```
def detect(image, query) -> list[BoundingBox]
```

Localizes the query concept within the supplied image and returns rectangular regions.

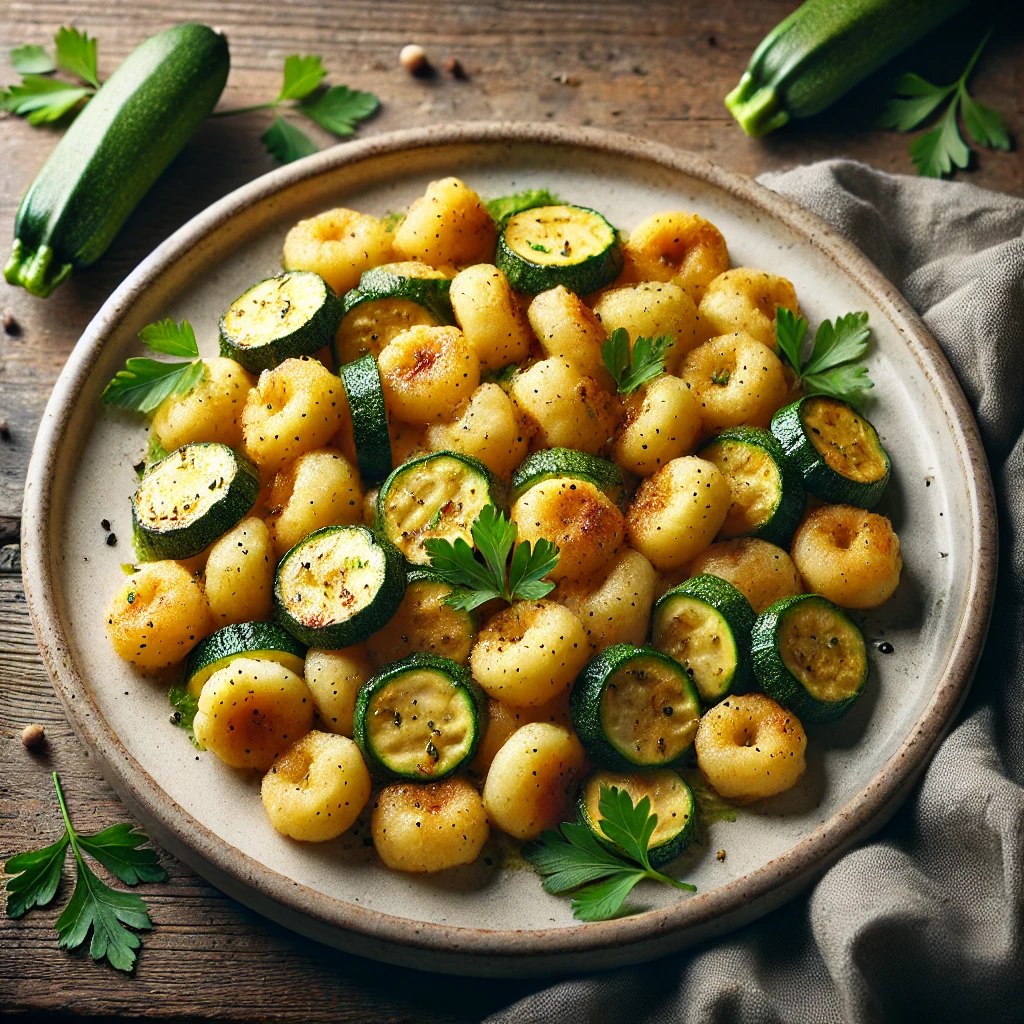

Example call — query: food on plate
[100,177,899,909]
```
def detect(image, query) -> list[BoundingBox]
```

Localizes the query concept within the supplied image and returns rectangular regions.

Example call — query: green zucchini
[725,0,969,137]
[495,204,623,295]
[334,262,455,364]
[338,354,392,484]
[184,622,306,699]
[218,271,342,373]
[751,593,868,722]
[771,396,890,509]
[698,426,804,546]
[273,524,406,648]
[376,450,504,565]
[132,443,259,561]
[4,24,229,297]
[570,644,701,771]
[353,652,485,780]
[577,768,696,867]
[651,574,756,703]
[510,448,627,509]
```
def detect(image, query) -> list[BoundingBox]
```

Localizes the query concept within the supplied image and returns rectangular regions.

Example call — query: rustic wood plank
[0,2,1021,1018]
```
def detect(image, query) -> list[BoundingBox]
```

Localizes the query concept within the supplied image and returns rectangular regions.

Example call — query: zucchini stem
[4,241,74,298]
[210,102,276,118]
[724,73,790,138]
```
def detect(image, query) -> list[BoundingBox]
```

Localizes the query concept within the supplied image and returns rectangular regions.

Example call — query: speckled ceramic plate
[22,124,996,977]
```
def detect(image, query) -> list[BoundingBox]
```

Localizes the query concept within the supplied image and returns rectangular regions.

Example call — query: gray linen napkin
[485,160,1024,1024]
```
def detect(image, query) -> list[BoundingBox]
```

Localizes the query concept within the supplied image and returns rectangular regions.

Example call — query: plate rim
[21,121,998,965]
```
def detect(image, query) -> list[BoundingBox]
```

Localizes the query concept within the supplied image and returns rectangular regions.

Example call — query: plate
[21,124,996,977]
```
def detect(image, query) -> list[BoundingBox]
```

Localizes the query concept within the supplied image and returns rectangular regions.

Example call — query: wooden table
[1,2,1020,1019]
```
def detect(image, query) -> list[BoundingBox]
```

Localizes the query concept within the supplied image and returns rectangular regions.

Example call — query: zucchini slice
[132,443,259,561]
[339,354,393,484]
[770,396,890,509]
[496,204,623,295]
[219,271,343,373]
[353,652,485,780]
[510,447,627,510]
[376,450,504,565]
[334,262,455,364]
[751,593,868,722]
[577,768,696,867]
[652,574,756,703]
[570,644,702,770]
[273,525,406,648]
[184,622,306,699]
[698,426,804,546]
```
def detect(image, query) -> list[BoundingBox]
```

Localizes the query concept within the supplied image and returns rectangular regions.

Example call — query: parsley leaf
[277,54,327,102]
[11,44,56,75]
[601,327,670,394]
[880,29,1009,178]
[485,188,560,224]
[522,785,696,922]
[55,26,100,88]
[4,773,165,972]
[101,318,206,414]
[424,505,559,611]
[168,683,204,749]
[4,834,70,918]
[774,308,874,408]
[1,75,91,124]
[302,85,379,136]
[381,211,405,232]
[261,116,319,164]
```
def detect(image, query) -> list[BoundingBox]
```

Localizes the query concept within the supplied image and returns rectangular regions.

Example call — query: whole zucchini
[4,24,229,298]
[725,0,970,137]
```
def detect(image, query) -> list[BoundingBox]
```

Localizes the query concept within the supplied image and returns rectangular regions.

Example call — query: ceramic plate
[22,124,996,977]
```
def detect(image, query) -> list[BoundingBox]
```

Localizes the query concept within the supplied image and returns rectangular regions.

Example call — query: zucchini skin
[184,621,306,698]
[771,397,890,509]
[751,593,868,723]
[339,354,393,485]
[354,265,455,325]
[510,448,627,510]
[725,0,970,137]
[5,24,229,297]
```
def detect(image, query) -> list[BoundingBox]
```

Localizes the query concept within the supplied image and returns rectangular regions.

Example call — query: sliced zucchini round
[184,622,306,699]
[273,524,406,648]
[376,450,505,565]
[496,204,623,295]
[132,443,259,561]
[698,426,804,546]
[570,644,701,771]
[353,652,485,780]
[219,271,343,373]
[334,262,455,364]
[770,396,890,509]
[577,768,696,867]
[652,574,756,703]
[751,593,868,723]
[510,447,627,509]
[339,354,392,484]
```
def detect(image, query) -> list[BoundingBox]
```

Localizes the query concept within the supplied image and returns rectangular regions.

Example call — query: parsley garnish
[601,327,670,395]
[101,318,206,414]
[522,785,696,922]
[423,504,559,612]
[214,54,379,164]
[1,28,98,123]
[4,772,166,972]
[168,684,203,749]
[775,307,873,408]
[485,188,561,224]
[879,30,1009,178]
[526,241,551,253]
[381,211,405,232]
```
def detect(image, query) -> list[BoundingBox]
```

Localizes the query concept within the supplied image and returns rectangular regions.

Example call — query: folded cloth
[485,160,1024,1024]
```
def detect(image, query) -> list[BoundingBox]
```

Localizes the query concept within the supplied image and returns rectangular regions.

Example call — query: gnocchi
[392,177,496,267]
[528,285,614,390]
[304,645,373,736]
[204,518,274,625]
[450,264,533,371]
[697,268,799,348]
[611,373,702,476]
[689,537,802,613]
[152,357,254,451]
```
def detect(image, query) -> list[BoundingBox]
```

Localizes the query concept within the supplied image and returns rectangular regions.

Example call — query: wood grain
[0,1,1020,1019]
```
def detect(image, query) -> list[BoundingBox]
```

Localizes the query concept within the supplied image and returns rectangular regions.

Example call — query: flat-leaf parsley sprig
[1,27,99,124]
[602,327,671,395]
[423,504,559,612]
[879,29,1010,179]
[4,772,167,972]
[522,785,696,922]
[775,307,873,408]
[101,318,206,414]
